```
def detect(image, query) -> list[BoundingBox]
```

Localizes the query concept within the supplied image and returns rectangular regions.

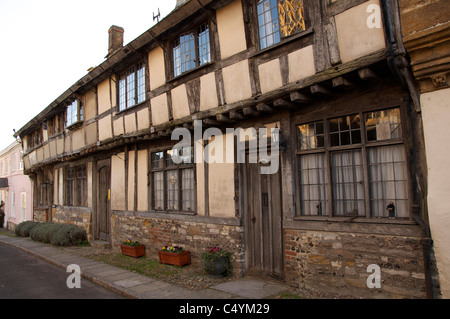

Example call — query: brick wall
[284,229,427,298]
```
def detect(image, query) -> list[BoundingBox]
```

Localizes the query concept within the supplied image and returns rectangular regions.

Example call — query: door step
[90,240,111,250]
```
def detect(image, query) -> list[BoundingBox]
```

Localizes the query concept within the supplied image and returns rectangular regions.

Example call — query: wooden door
[245,156,283,279]
[97,159,111,241]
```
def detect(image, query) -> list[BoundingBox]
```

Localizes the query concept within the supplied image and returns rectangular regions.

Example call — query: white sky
[0,0,176,151]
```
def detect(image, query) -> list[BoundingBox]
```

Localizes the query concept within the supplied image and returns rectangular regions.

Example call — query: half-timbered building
[14,0,438,298]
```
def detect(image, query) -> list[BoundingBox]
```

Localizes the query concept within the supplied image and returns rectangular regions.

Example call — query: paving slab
[211,278,290,299]
[1,234,292,300]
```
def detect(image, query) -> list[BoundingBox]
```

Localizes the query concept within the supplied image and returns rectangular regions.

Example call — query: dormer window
[66,99,83,128]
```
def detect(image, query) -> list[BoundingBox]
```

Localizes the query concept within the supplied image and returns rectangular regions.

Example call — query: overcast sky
[0,0,176,151]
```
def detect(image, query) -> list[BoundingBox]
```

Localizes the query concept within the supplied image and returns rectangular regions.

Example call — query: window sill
[167,61,214,84]
[250,28,314,59]
[292,215,416,225]
[151,210,196,216]
[115,99,149,116]
[66,121,84,131]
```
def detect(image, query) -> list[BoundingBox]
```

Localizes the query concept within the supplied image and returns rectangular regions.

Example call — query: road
[0,242,124,299]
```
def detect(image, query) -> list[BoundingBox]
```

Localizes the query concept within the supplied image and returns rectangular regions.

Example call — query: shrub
[50,223,87,247]
[30,222,88,246]
[15,221,39,237]
[30,222,54,244]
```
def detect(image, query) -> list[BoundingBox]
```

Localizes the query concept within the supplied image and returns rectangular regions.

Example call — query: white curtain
[368,145,408,218]
[299,153,327,215]
[182,168,194,212]
[332,150,365,216]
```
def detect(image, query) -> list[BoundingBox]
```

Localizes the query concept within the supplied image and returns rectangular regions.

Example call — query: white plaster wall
[421,87,450,298]
[335,0,386,63]
[222,60,252,104]
[216,0,247,59]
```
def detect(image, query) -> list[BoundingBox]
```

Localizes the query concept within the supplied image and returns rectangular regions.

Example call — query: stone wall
[284,228,427,299]
[111,212,244,273]
[52,206,93,241]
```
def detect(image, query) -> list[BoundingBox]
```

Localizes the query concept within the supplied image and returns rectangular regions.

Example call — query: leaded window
[65,165,87,207]
[118,62,146,111]
[257,0,306,50]
[173,22,211,77]
[151,148,195,213]
[66,99,83,128]
[297,107,408,218]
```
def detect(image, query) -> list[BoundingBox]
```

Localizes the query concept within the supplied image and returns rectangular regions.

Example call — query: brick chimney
[107,25,124,58]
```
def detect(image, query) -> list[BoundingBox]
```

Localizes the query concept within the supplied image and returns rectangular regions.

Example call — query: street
[0,242,124,299]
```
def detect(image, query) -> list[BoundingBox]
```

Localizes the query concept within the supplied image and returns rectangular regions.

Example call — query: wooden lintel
[310,84,332,96]
[273,98,296,109]
[157,130,168,137]
[229,110,246,121]
[290,91,312,104]
[358,68,379,81]
[183,122,194,130]
[256,103,275,113]
[216,114,233,123]
[243,107,261,117]
[332,76,355,89]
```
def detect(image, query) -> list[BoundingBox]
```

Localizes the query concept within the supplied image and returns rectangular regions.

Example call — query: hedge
[15,221,88,247]
[14,221,39,237]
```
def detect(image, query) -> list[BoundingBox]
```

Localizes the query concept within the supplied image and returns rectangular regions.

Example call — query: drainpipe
[380,0,435,299]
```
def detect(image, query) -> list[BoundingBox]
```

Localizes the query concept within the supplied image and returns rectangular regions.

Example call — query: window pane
[365,107,402,141]
[152,152,164,169]
[329,115,361,146]
[166,171,179,210]
[77,166,87,207]
[137,63,146,104]
[257,0,281,49]
[332,150,365,216]
[298,153,327,215]
[126,67,136,108]
[181,168,194,211]
[298,121,325,150]
[278,0,306,37]
[119,75,127,111]
[198,23,211,66]
[174,33,196,77]
[153,171,164,210]
[368,145,408,218]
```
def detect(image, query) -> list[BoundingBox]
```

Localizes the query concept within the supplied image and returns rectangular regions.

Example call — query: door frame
[95,158,111,241]
[242,148,284,279]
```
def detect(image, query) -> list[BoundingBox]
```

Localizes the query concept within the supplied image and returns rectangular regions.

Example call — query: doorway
[97,159,111,241]
[244,153,283,279]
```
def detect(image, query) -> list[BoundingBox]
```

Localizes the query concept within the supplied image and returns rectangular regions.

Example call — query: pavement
[0,233,290,299]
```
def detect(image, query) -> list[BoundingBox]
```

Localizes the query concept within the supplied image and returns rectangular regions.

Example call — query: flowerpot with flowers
[201,246,233,277]
[159,245,191,268]
[121,240,145,258]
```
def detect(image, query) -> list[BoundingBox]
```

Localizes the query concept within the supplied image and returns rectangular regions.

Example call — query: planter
[202,257,231,277]
[159,250,191,268]
[121,244,145,258]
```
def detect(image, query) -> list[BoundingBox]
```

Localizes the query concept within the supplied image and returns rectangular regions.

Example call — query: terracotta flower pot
[159,250,191,268]
[121,244,145,258]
